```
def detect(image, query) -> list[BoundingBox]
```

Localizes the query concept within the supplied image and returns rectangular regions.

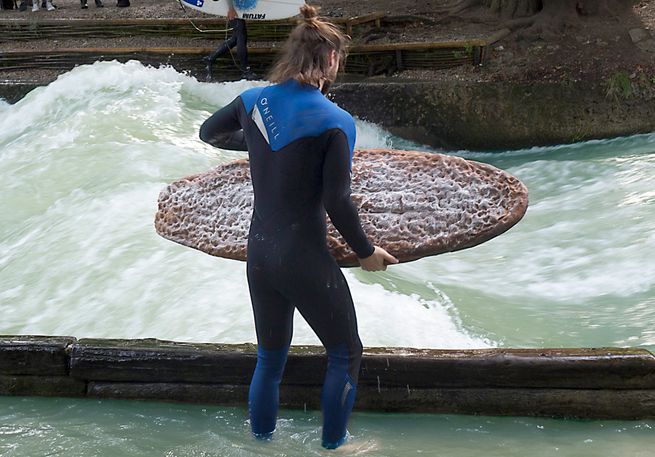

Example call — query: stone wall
[332,80,655,151]
[0,81,41,104]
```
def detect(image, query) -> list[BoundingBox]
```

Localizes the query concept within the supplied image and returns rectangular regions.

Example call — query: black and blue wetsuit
[200,79,374,449]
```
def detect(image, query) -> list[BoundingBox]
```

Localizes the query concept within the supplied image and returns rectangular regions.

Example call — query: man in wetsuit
[199,5,397,450]
[204,0,257,81]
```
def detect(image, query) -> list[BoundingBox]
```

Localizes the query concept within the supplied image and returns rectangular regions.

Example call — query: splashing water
[0,61,487,348]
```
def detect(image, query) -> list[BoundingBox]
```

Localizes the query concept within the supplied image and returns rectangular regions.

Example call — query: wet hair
[267,5,349,88]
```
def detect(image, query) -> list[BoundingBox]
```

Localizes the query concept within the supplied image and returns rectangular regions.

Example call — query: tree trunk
[578,0,634,17]
[483,0,541,18]
[517,0,580,40]
[480,0,635,19]
[437,0,638,41]
[493,0,638,41]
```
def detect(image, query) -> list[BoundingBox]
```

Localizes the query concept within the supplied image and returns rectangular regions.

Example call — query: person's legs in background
[232,18,257,80]
[205,19,258,81]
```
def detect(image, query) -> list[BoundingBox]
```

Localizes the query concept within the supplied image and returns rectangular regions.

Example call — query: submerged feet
[250,428,377,453]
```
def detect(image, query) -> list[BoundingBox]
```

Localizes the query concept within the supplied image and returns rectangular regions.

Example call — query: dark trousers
[1,0,17,9]
[208,18,249,71]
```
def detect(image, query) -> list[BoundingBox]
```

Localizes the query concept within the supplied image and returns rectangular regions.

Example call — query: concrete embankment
[2,336,655,419]
[331,80,655,150]
[0,81,42,105]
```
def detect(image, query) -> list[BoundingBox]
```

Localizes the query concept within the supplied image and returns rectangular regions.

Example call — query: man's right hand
[358,246,399,272]
[227,7,237,20]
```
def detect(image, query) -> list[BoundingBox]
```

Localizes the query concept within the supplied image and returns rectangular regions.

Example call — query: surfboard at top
[179,0,305,20]
[155,149,528,266]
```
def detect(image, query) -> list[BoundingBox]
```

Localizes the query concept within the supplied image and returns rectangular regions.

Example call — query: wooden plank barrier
[0,14,489,75]
[1,336,654,418]
[0,41,480,77]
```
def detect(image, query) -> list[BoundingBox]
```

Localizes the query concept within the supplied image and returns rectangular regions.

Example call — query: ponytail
[267,5,349,87]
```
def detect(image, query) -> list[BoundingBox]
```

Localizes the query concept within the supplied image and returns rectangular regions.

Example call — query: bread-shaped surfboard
[155,149,528,266]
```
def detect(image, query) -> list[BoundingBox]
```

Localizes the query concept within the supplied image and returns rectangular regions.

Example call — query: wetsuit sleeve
[199,97,248,151]
[322,130,375,259]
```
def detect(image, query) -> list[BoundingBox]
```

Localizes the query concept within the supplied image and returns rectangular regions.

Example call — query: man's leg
[246,263,294,437]
[282,256,363,449]
[249,345,290,437]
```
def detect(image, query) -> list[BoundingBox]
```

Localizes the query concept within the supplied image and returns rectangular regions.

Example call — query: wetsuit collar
[282,78,320,92]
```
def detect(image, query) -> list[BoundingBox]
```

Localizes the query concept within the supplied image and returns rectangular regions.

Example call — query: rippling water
[1,61,654,456]
[1,397,653,457]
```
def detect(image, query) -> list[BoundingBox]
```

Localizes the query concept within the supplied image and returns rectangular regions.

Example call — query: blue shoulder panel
[239,86,265,114]
[250,80,357,162]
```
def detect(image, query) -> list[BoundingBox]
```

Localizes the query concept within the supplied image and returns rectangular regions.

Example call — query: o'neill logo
[242,13,266,19]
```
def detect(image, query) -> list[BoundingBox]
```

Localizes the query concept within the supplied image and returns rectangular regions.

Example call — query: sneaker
[80,0,87,7]
[19,0,27,11]
[95,0,103,6]
[241,68,259,81]
[45,0,54,10]
[31,1,39,11]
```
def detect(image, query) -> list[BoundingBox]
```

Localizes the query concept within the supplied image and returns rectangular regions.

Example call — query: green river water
[0,61,654,455]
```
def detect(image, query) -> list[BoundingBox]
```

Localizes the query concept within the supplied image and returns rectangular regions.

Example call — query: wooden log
[355,387,655,418]
[348,12,387,27]
[349,41,486,52]
[345,13,385,36]
[88,381,249,404]
[71,340,326,385]
[360,347,655,389]
[0,335,75,376]
[69,339,655,389]
[0,336,653,418]
[0,40,485,57]
[70,339,261,384]
[485,27,512,46]
[85,382,655,419]
[0,375,86,397]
